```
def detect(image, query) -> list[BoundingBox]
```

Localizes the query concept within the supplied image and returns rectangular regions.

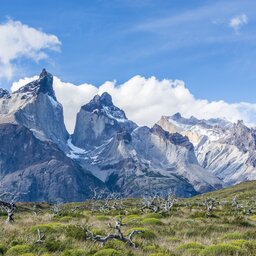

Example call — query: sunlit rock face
[72,92,137,149]
[158,113,256,185]
[0,69,69,151]
[70,94,223,197]
[0,70,105,202]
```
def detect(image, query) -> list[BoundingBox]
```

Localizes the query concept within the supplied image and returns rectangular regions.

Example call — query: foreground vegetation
[1,181,256,256]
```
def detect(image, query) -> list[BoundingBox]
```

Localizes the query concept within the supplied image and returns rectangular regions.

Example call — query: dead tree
[141,192,176,213]
[160,194,176,213]
[89,188,125,213]
[85,220,144,248]
[141,194,160,212]
[89,187,105,212]
[232,196,240,211]
[51,203,62,216]
[0,201,16,223]
[35,229,45,243]
[0,192,18,223]
[205,198,218,216]
[246,207,253,215]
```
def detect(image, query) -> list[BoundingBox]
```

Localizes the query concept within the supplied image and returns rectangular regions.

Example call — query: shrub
[126,227,156,240]
[230,240,247,247]
[199,243,245,256]
[123,215,141,224]
[242,240,256,254]
[96,215,110,221]
[143,245,158,252]
[189,212,206,219]
[104,240,126,251]
[144,213,163,219]
[142,218,163,225]
[6,245,31,256]
[222,232,244,240]
[184,248,202,256]
[31,223,64,234]
[0,244,6,255]
[59,216,73,222]
[44,238,70,252]
[65,225,85,240]
[230,216,252,227]
[62,249,89,256]
[149,253,170,256]
[90,228,107,236]
[176,242,205,253]
[93,248,122,256]
[244,231,256,239]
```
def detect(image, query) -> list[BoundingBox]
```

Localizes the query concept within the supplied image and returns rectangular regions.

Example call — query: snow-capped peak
[14,69,56,101]
[82,92,128,123]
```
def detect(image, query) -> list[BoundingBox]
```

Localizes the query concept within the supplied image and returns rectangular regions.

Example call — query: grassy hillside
[1,182,256,256]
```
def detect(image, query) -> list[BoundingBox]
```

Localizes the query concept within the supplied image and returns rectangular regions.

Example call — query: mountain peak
[100,92,113,105]
[15,69,56,100]
[39,68,48,78]
[172,112,182,119]
[91,92,113,106]
[0,88,10,99]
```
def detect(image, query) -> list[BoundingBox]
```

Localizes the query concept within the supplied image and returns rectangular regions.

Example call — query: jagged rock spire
[0,88,10,99]
[15,69,56,101]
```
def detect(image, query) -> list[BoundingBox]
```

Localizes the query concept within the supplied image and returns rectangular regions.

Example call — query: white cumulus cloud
[0,19,61,80]
[229,13,248,32]
[11,74,256,133]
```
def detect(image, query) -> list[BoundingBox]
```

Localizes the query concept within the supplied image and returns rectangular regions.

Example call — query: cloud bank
[0,19,61,80]
[11,75,256,133]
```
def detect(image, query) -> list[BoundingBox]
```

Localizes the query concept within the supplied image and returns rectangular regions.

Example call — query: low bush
[199,243,245,256]
[93,248,122,256]
[6,245,31,256]
[142,218,163,225]
[62,249,90,256]
[176,242,205,253]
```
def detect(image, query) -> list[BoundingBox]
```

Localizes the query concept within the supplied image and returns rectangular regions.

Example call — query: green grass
[1,181,256,255]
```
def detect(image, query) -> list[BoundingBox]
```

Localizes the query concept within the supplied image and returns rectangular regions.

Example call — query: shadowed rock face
[0,123,105,202]
[15,68,56,100]
[72,92,137,148]
[0,88,10,99]
[151,124,194,150]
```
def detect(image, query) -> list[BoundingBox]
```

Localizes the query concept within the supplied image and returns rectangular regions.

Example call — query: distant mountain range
[0,69,255,202]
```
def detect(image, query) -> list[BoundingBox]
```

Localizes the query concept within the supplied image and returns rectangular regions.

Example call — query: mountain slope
[158,113,256,185]
[0,123,105,202]
[0,70,106,202]
[70,93,223,197]
[0,69,69,151]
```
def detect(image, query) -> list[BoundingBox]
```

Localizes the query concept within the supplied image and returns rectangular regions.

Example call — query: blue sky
[1,0,256,103]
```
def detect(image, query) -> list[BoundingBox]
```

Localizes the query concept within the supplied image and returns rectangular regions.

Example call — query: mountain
[72,92,137,149]
[158,113,256,185]
[3,69,254,202]
[71,93,223,197]
[0,69,69,151]
[0,70,105,202]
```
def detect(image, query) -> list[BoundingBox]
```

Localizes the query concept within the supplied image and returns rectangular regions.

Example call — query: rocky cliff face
[158,113,256,185]
[0,69,69,151]
[0,70,105,202]
[3,70,253,202]
[70,94,223,197]
[72,92,137,149]
[0,123,105,202]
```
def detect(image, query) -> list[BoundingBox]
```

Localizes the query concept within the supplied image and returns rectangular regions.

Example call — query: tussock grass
[1,181,256,255]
